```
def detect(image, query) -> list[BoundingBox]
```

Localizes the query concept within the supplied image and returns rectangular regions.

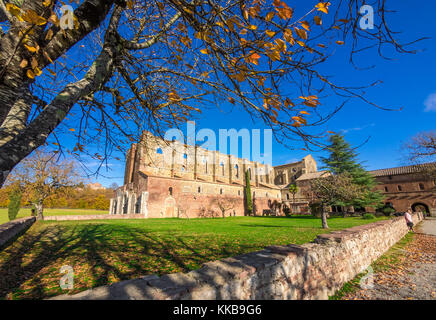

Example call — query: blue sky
[77,1,436,187]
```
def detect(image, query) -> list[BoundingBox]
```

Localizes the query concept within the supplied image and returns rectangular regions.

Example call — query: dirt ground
[342,220,436,300]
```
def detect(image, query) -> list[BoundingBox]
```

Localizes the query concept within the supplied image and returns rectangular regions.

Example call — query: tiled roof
[296,171,330,181]
[369,162,436,177]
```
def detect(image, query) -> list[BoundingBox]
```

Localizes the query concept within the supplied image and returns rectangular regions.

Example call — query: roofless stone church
[109,131,436,218]
[109,131,324,218]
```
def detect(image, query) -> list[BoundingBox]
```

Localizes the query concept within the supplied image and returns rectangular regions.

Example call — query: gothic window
[220,162,225,176]
[169,187,173,196]
[181,165,186,172]
[135,195,142,214]
[156,148,163,154]
[397,185,402,191]
[419,183,425,190]
[220,188,223,194]
[286,193,290,200]
[198,186,201,193]
[123,195,128,214]
[384,186,388,192]
[235,164,239,178]
[203,157,208,173]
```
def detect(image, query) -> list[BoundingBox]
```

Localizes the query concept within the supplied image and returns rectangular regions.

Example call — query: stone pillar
[141,191,149,217]
[128,193,136,215]
[109,199,115,215]
[117,194,123,215]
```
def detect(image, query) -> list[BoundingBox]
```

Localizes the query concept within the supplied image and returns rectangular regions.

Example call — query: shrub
[283,206,291,217]
[362,213,375,220]
[8,190,22,221]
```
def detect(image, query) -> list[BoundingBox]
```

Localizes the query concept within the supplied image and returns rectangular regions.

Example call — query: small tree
[245,170,253,216]
[310,173,365,228]
[8,149,81,220]
[320,134,384,210]
[212,198,239,218]
[288,184,299,214]
[8,187,22,221]
[403,130,436,183]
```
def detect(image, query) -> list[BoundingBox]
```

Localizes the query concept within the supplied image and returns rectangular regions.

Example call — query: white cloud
[340,123,375,134]
[424,92,436,112]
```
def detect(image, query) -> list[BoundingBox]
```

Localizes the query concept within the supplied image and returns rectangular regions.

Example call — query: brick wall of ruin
[146,176,282,218]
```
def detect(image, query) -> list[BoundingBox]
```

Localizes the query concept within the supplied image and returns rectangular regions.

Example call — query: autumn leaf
[336,40,345,45]
[246,52,261,65]
[33,67,42,76]
[265,11,275,22]
[5,3,21,18]
[24,44,39,53]
[315,2,331,14]
[19,59,28,68]
[284,98,294,107]
[26,69,35,79]
[276,6,293,20]
[294,27,307,40]
[265,30,276,37]
[168,91,180,101]
[314,16,322,25]
[48,13,60,26]
[22,9,47,26]
[200,48,210,54]
[283,29,295,45]
[300,21,310,31]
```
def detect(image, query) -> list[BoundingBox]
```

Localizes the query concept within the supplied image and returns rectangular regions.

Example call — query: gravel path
[342,219,436,300]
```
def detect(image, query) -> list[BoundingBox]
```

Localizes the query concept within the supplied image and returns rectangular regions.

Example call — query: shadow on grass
[0,222,262,299]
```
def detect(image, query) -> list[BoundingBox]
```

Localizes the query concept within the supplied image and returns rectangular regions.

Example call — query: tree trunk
[292,193,296,214]
[321,203,329,229]
[35,200,44,220]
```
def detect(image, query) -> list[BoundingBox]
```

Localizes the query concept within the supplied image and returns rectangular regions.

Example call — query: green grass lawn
[0,215,387,300]
[0,208,108,225]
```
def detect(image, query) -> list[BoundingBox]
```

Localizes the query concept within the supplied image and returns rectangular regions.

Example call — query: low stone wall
[52,214,422,300]
[43,214,146,221]
[0,217,36,249]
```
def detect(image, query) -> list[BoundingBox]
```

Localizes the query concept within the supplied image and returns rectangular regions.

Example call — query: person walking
[405,209,414,232]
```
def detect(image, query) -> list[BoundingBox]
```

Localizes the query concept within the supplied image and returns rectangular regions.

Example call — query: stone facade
[370,164,436,216]
[110,131,436,218]
[53,213,423,300]
[109,132,320,218]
